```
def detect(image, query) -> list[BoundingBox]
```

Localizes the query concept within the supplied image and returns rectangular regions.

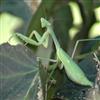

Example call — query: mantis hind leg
[71,38,100,59]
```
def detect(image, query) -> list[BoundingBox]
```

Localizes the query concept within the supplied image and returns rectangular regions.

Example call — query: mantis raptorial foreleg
[25,31,49,48]
[16,31,49,46]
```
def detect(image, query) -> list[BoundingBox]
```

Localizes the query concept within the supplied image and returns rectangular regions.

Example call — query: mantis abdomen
[57,47,93,86]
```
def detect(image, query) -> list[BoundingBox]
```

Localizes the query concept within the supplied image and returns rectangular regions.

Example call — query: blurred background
[0,0,100,43]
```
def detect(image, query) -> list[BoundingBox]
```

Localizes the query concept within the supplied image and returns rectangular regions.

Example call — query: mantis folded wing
[15,18,100,86]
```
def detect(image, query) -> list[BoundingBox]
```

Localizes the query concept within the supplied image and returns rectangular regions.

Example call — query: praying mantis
[15,18,100,87]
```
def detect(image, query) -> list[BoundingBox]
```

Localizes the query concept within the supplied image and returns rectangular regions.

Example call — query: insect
[15,18,100,86]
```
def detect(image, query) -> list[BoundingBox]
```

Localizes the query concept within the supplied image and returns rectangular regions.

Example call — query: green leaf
[0,43,40,100]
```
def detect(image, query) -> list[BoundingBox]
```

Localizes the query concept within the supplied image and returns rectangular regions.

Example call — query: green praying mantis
[15,18,100,87]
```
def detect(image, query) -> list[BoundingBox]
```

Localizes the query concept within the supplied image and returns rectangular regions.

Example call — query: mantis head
[41,18,51,28]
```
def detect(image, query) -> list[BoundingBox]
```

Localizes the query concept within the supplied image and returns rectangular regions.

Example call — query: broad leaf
[0,43,40,100]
